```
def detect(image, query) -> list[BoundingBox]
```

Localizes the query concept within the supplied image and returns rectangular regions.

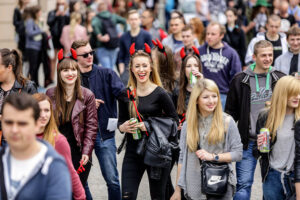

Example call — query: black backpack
[97,15,119,49]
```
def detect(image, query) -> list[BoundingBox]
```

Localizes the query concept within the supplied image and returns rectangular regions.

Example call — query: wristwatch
[214,153,219,161]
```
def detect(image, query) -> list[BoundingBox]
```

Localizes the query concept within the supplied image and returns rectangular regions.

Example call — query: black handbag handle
[0,148,8,200]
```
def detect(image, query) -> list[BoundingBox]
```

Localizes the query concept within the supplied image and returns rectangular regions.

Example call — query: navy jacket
[118,29,153,68]
[83,64,125,140]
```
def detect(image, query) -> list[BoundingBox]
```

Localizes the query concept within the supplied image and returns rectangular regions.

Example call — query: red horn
[192,46,200,56]
[156,39,164,50]
[144,43,151,54]
[70,48,77,60]
[58,49,64,61]
[129,43,136,56]
[180,47,186,59]
[152,40,157,46]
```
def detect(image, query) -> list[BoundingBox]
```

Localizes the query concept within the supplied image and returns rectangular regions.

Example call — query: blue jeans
[84,182,93,200]
[220,93,227,110]
[263,168,294,200]
[96,47,118,70]
[94,133,121,200]
[234,141,257,200]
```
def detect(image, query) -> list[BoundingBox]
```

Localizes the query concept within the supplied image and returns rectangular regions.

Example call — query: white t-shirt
[9,143,47,197]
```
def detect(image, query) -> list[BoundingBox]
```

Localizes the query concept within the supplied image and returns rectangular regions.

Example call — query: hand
[81,154,89,165]
[137,122,146,132]
[101,34,110,42]
[119,120,139,134]
[170,189,181,200]
[196,149,214,161]
[257,133,270,149]
[95,99,105,109]
[177,123,182,131]
[192,70,203,79]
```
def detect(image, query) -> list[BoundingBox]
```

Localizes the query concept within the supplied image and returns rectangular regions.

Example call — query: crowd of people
[2,0,300,199]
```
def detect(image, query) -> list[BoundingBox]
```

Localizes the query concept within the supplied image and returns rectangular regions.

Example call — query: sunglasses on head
[77,51,94,58]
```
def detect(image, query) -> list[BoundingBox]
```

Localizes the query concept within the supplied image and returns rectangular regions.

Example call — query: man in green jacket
[92,0,127,70]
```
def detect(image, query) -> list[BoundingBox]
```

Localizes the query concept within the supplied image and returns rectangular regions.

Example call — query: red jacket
[37,133,86,200]
[46,86,98,156]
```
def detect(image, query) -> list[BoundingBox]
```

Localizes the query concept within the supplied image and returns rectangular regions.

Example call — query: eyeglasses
[77,51,94,58]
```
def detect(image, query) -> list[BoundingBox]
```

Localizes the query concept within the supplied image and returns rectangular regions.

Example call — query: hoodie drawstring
[250,63,272,92]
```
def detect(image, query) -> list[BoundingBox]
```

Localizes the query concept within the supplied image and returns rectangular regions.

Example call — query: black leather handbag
[201,160,230,196]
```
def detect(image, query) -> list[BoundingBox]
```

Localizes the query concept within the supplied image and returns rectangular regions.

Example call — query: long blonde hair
[265,76,300,141]
[186,79,224,152]
[69,12,81,39]
[127,51,162,117]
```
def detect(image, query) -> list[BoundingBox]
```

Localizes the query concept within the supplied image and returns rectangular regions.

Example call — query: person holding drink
[117,43,178,200]
[254,76,300,200]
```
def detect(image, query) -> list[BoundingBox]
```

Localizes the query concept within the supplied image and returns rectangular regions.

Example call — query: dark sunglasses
[77,51,94,58]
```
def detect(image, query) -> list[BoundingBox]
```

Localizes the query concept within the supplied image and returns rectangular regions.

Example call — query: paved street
[88,132,263,200]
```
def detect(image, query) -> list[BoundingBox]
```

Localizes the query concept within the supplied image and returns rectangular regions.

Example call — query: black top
[223,25,247,66]
[118,86,178,123]
[118,86,178,147]
[265,34,282,65]
[58,102,79,152]
[81,71,92,89]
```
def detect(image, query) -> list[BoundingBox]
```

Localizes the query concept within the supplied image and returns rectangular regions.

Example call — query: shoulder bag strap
[0,148,8,200]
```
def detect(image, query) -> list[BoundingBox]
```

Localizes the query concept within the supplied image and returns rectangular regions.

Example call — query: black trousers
[70,145,92,185]
[26,48,51,87]
[121,146,171,200]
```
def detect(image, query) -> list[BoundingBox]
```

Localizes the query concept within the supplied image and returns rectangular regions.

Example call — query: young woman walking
[118,43,178,200]
[254,76,300,200]
[33,93,86,200]
[171,78,243,200]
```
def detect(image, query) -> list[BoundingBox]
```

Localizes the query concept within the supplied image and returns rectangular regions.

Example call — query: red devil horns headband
[152,39,166,57]
[57,48,78,63]
[180,46,200,60]
[129,43,152,56]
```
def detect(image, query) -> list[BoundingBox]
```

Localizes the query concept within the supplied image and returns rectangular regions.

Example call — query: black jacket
[253,111,300,183]
[294,120,300,183]
[223,25,247,66]
[225,70,285,150]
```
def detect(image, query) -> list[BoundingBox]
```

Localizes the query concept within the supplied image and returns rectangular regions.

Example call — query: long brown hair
[152,46,176,92]
[189,17,205,45]
[177,55,202,114]
[0,48,28,86]
[55,58,83,125]
[32,93,59,147]
[127,51,162,117]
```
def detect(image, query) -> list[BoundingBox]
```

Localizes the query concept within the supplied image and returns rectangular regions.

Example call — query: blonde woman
[60,12,88,54]
[118,45,178,200]
[254,76,300,200]
[171,78,243,200]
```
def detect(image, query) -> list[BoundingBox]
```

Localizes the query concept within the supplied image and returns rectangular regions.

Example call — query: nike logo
[207,175,224,185]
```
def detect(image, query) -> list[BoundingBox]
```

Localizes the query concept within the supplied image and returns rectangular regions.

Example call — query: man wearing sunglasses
[72,40,125,200]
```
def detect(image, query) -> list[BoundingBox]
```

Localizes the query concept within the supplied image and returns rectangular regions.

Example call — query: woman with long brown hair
[46,49,97,199]
[32,93,86,200]
[118,43,178,200]
[176,50,203,125]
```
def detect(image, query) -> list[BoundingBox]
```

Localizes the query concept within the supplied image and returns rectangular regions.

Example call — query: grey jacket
[274,51,299,75]
[178,113,243,199]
